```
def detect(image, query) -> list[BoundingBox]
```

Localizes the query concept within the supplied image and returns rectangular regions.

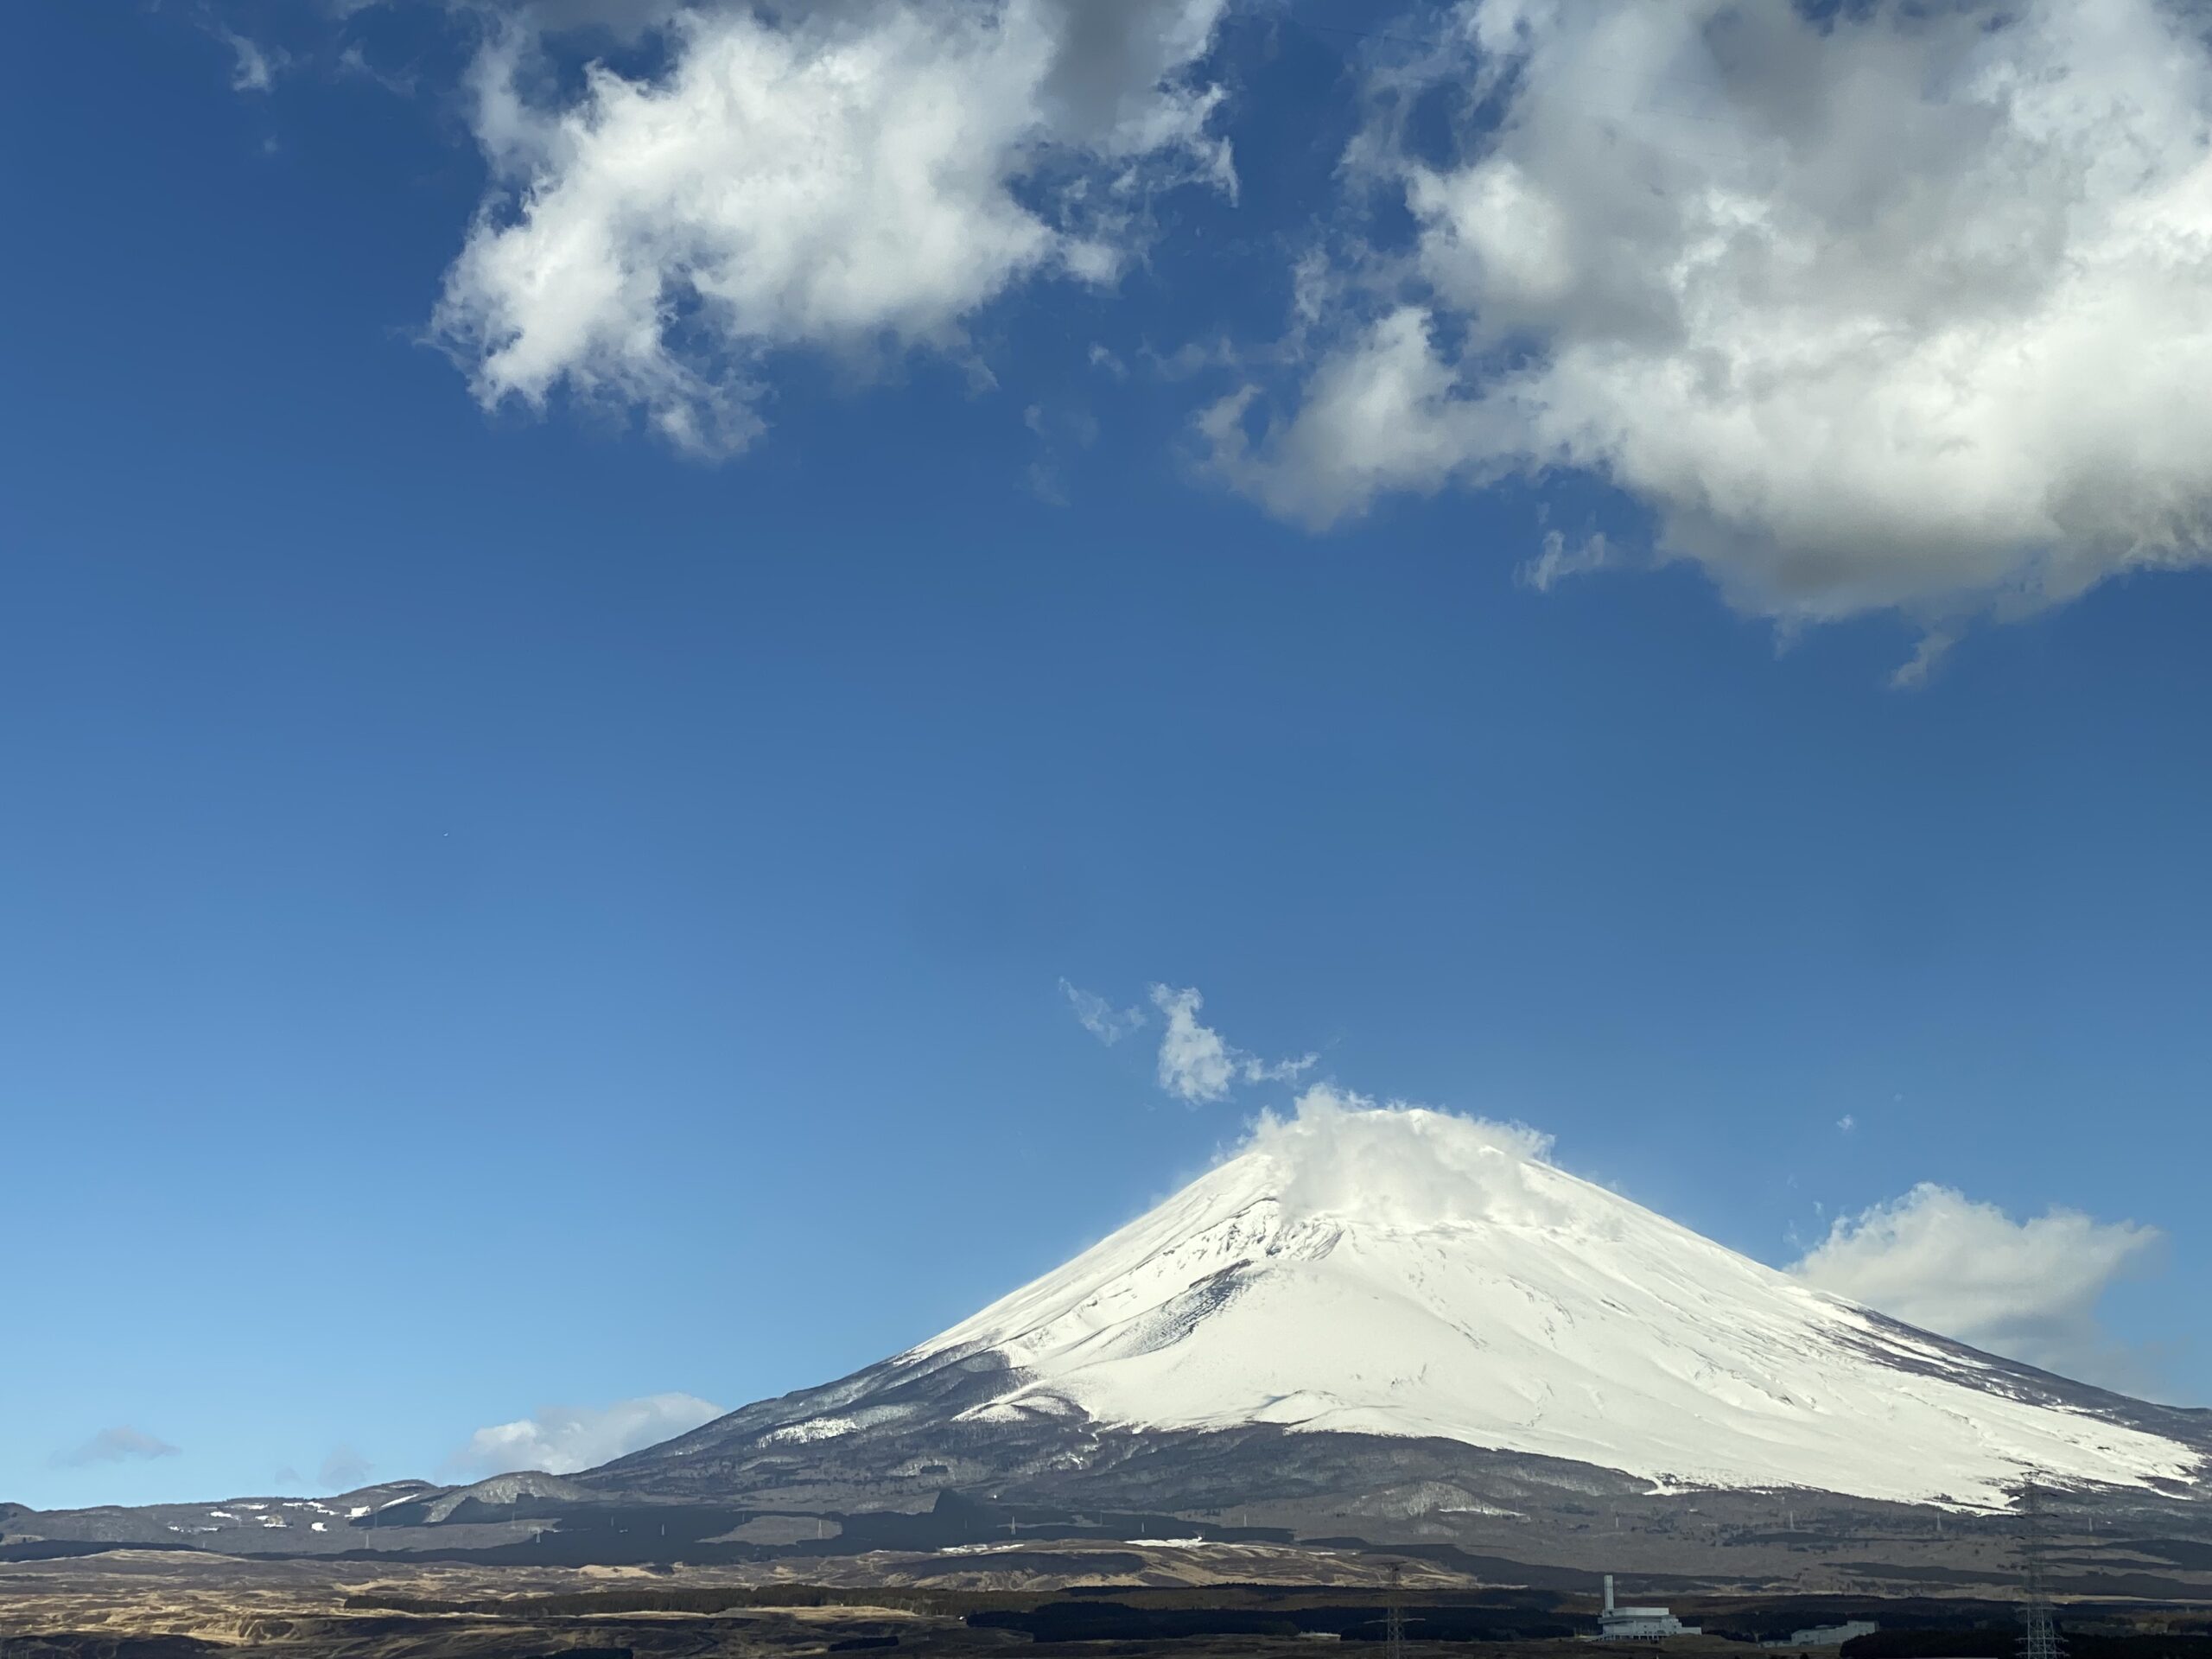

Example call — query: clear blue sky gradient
[4,6,2209,1510]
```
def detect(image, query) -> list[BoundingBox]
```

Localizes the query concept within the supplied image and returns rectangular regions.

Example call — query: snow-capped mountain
[598,1104,2208,1516]
[18,1106,2209,1582]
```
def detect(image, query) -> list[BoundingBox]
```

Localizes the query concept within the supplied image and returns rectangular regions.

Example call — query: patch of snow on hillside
[765,1416,858,1444]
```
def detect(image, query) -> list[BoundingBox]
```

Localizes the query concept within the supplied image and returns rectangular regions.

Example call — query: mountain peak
[886,1099,2197,1508]
[598,1102,2204,1525]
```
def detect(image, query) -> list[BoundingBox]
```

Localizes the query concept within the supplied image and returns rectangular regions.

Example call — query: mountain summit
[601,1102,2207,1514]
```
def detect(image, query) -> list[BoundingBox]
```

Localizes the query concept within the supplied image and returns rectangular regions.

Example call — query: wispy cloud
[1060,978,1146,1046]
[447,1393,724,1478]
[215,27,285,94]
[1791,1184,2164,1391]
[1150,983,1315,1104]
[337,41,417,99]
[55,1426,180,1467]
[1517,530,1617,594]
[1888,631,1956,692]
[319,1446,372,1489]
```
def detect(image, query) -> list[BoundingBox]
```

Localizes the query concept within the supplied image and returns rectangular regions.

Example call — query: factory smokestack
[1604,1576,1615,1616]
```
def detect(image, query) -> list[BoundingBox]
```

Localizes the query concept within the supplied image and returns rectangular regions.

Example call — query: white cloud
[1201,307,1502,526]
[1518,529,1617,594]
[55,1426,180,1466]
[448,1392,724,1478]
[1888,630,1958,691]
[1211,0,2212,631]
[435,0,1230,454]
[219,28,283,93]
[1060,977,1146,1045]
[1791,1183,2163,1389]
[1836,1114,1856,1135]
[337,41,419,99]
[1150,983,1315,1103]
[318,1446,372,1489]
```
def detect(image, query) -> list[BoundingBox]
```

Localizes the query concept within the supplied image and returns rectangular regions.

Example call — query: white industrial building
[1593,1575,1701,1641]
[1763,1623,1880,1649]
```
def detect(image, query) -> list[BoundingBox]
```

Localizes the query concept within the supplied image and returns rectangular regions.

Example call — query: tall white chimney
[1604,1575,1615,1616]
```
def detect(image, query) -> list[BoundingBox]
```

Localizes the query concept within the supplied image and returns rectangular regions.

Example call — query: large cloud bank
[1210,0,2212,624]
[435,0,1230,453]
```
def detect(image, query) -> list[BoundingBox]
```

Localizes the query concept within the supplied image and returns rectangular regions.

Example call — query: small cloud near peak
[1150,983,1315,1103]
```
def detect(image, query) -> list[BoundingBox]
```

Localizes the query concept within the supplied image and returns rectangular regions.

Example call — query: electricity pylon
[2017,1473,2064,1659]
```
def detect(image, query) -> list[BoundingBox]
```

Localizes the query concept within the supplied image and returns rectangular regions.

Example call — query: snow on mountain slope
[902,1097,2198,1508]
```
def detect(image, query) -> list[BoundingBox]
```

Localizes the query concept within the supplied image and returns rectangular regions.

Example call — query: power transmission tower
[2017,1473,2063,1659]
[1385,1561,1408,1659]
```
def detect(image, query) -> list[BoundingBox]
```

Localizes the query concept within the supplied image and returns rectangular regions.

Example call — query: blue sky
[6,0,2212,1510]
